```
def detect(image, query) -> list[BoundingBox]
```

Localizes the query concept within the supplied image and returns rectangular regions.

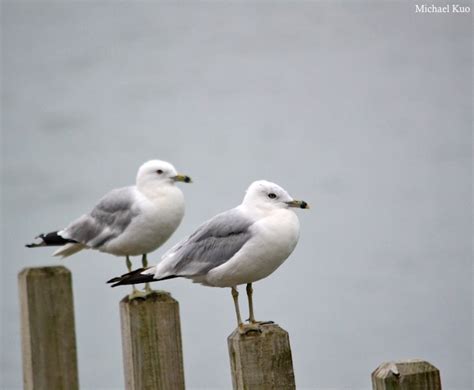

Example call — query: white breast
[103,186,185,256]
[204,209,300,287]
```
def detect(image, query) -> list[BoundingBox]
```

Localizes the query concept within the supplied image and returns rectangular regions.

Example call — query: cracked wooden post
[120,291,185,390]
[18,266,79,390]
[227,323,296,390]
[372,359,442,390]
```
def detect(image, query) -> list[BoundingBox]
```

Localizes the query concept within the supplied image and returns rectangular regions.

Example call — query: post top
[120,290,177,304]
[18,265,71,279]
[372,359,440,379]
[227,322,288,340]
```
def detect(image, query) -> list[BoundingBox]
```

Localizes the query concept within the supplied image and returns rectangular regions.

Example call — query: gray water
[1,2,472,389]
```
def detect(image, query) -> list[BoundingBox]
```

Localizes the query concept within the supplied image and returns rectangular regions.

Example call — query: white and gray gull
[26,160,192,298]
[108,180,309,329]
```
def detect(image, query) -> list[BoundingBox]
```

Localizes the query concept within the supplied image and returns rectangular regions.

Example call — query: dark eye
[268,193,277,199]
[156,170,163,174]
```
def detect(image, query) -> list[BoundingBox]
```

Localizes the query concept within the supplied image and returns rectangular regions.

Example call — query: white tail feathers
[142,267,157,276]
[53,243,87,258]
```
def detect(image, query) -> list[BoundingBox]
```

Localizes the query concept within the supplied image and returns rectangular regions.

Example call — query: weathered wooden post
[228,323,296,390]
[18,266,79,390]
[120,291,185,390]
[372,359,442,390]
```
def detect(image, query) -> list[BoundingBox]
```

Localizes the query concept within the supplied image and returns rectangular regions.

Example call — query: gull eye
[156,169,163,175]
[268,193,277,199]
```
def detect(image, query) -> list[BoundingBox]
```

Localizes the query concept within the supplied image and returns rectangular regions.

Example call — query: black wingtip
[107,276,121,284]
[111,282,123,288]
[107,267,156,288]
[25,231,77,248]
[26,234,45,248]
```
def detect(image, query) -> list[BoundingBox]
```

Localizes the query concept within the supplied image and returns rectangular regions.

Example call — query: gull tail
[107,268,177,287]
[53,243,86,258]
[26,231,77,248]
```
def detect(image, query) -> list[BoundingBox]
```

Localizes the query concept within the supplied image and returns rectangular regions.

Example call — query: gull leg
[126,255,133,273]
[245,283,274,328]
[233,286,265,334]
[126,255,146,300]
[231,287,243,327]
[142,254,153,295]
[246,283,256,323]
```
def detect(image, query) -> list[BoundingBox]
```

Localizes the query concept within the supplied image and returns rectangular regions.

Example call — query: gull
[26,160,192,297]
[108,180,309,329]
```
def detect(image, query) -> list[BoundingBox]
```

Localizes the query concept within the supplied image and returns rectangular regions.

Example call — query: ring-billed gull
[26,160,192,297]
[108,180,309,329]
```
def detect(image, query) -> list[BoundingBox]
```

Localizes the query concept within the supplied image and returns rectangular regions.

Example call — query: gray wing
[162,208,254,276]
[61,186,139,248]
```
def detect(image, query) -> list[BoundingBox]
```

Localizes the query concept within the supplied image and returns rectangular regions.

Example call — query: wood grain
[227,323,296,390]
[18,266,79,390]
[120,291,185,390]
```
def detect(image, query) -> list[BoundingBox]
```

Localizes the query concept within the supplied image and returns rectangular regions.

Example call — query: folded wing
[60,186,139,249]
[155,208,254,278]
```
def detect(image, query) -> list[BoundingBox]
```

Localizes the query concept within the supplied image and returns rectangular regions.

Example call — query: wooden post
[372,359,442,390]
[227,323,296,390]
[120,291,185,390]
[18,266,79,390]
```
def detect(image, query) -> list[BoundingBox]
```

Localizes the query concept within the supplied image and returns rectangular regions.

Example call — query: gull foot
[238,323,270,335]
[128,289,148,300]
[144,283,154,296]
[246,319,275,326]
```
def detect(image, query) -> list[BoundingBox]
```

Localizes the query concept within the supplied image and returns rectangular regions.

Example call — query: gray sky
[1,2,472,389]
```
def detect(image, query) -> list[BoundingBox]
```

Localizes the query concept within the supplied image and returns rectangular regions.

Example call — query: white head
[242,180,309,211]
[136,160,191,191]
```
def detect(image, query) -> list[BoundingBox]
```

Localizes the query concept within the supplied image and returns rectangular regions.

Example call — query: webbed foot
[128,289,148,300]
[238,321,274,334]
[246,318,275,326]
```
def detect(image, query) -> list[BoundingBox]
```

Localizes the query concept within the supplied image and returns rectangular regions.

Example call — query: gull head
[242,180,310,211]
[136,160,192,189]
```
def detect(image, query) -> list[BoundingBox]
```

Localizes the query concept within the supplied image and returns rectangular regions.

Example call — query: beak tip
[175,174,192,183]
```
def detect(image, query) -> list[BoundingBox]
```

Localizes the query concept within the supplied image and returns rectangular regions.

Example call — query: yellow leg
[142,253,148,268]
[231,287,243,327]
[125,255,146,299]
[243,283,274,332]
[126,255,133,272]
[142,254,153,294]
[246,283,256,323]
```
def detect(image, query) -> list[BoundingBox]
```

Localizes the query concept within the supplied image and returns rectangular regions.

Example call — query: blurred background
[1,2,471,389]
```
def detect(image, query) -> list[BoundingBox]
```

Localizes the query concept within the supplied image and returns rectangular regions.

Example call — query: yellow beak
[286,200,310,209]
[173,174,192,183]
